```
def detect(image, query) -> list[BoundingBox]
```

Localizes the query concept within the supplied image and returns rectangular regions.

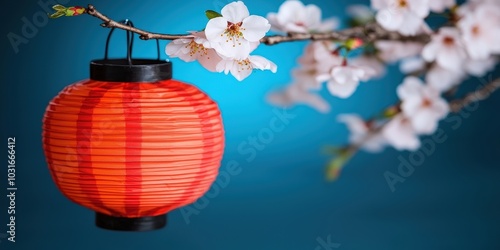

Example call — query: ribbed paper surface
[42,79,224,217]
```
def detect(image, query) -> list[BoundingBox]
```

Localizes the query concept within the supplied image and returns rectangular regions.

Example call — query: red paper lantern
[42,23,224,231]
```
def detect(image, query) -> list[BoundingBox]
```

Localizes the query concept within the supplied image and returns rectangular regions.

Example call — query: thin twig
[84,4,430,45]
[449,78,500,112]
[340,77,500,159]
[86,5,185,40]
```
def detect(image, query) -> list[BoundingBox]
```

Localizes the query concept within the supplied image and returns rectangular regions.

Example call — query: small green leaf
[322,145,345,156]
[382,106,399,118]
[205,10,222,20]
[52,4,67,11]
[326,157,347,181]
[49,11,65,19]
[325,150,355,181]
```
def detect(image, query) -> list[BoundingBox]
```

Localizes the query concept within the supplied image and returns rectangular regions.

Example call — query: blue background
[1,0,500,249]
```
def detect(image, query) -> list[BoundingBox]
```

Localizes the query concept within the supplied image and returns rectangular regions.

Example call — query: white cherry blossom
[338,114,386,152]
[371,0,430,35]
[216,55,277,81]
[351,56,386,79]
[382,114,421,151]
[422,27,467,72]
[426,65,466,92]
[464,57,498,77]
[458,3,500,60]
[267,83,330,113]
[317,65,376,98]
[291,67,322,90]
[465,0,500,10]
[375,40,424,63]
[311,41,344,75]
[267,0,338,33]
[205,1,270,60]
[397,76,449,134]
[165,32,222,72]
[399,57,466,93]
[292,42,326,90]
[399,56,426,74]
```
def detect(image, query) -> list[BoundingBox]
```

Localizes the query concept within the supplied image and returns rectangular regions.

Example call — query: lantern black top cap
[90,19,172,82]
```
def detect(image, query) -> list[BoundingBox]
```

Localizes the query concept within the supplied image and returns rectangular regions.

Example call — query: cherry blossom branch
[449,77,500,112]
[327,77,500,180]
[83,4,430,45]
[262,24,430,45]
[86,5,186,40]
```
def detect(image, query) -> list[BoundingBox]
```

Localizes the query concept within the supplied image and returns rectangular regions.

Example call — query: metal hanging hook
[104,19,135,66]
[103,19,162,65]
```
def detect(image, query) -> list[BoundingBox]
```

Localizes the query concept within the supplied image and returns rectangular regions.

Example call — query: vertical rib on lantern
[42,79,224,218]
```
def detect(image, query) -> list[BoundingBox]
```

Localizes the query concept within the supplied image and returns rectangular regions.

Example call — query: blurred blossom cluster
[265,0,499,157]
[166,0,500,171]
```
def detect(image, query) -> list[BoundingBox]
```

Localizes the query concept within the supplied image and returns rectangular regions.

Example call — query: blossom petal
[400,57,426,74]
[432,98,450,118]
[267,85,330,113]
[465,57,498,77]
[267,89,290,106]
[338,114,368,134]
[397,76,424,100]
[215,38,252,60]
[314,17,339,32]
[205,17,229,42]
[422,41,438,62]
[370,0,387,10]
[429,0,455,12]
[292,68,322,90]
[290,86,330,113]
[436,47,466,71]
[221,1,249,23]
[408,0,430,17]
[332,67,357,84]
[266,13,284,32]
[283,23,308,33]
[465,41,492,60]
[382,115,421,151]
[316,73,331,83]
[197,48,222,72]
[426,65,464,92]
[363,134,387,153]
[401,96,423,117]
[165,40,188,57]
[165,39,200,62]
[376,9,404,31]
[299,93,331,113]
[303,4,322,28]
[230,63,252,81]
[351,56,387,79]
[249,55,277,72]
[398,11,424,36]
[327,79,359,98]
[216,59,233,74]
[410,109,439,134]
[241,15,271,42]
[276,0,305,25]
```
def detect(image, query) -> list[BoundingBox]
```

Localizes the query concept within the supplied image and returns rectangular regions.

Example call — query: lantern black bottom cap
[95,213,167,231]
